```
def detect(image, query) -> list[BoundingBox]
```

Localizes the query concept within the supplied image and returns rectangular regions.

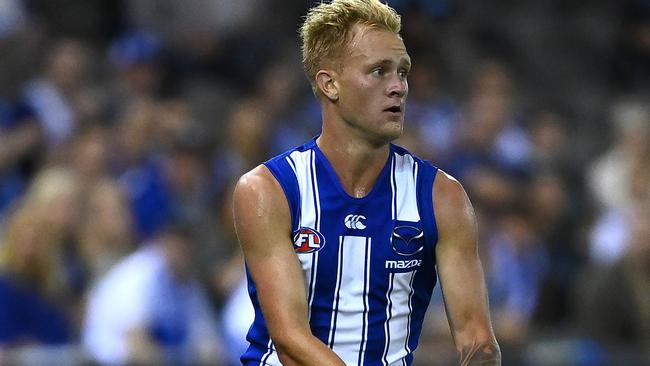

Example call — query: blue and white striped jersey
[242,138,440,366]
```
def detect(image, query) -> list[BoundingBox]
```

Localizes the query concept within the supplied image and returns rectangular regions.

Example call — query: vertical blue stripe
[404,271,416,361]
[260,339,273,365]
[287,155,300,232]
[307,150,321,321]
[283,155,301,233]
[328,236,345,347]
[286,155,297,173]
[412,159,418,181]
[307,151,338,346]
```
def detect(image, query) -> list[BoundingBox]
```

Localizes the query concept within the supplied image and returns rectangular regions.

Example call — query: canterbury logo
[344,214,367,230]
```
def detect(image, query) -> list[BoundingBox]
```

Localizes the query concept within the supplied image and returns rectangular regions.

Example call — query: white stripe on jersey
[260,339,280,366]
[383,152,421,365]
[358,238,372,365]
[287,150,318,230]
[288,150,322,320]
[328,236,345,347]
[329,236,372,364]
[393,152,421,222]
[310,150,322,232]
[383,271,417,365]
[382,273,395,366]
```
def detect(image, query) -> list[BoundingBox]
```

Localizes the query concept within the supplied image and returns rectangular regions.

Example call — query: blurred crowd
[0,0,648,365]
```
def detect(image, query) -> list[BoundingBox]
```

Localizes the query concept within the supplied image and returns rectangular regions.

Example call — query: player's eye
[372,67,385,77]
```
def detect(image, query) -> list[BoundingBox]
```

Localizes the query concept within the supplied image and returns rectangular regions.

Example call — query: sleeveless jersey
[241,138,440,366]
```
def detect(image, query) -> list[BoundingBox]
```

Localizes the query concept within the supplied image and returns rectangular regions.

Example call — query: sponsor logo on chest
[385,259,422,269]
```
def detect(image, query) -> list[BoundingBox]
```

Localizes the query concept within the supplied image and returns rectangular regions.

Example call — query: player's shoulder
[234,164,279,199]
[434,169,466,201]
[433,169,475,234]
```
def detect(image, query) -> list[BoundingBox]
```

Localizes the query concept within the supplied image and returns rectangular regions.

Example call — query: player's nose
[388,74,407,98]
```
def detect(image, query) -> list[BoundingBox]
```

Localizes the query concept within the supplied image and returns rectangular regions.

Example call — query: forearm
[457,339,501,366]
[275,333,346,366]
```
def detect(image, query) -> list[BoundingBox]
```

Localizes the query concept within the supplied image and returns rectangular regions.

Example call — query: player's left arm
[433,170,501,365]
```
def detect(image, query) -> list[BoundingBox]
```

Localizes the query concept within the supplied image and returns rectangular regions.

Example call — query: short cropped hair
[300,0,402,91]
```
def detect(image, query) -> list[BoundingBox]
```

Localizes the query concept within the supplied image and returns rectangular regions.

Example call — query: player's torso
[281,142,439,365]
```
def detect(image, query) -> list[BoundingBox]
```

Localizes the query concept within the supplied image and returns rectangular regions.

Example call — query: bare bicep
[233,166,310,336]
[433,171,497,351]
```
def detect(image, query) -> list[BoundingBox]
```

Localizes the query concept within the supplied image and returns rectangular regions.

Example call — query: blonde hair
[0,166,82,295]
[0,207,61,294]
[300,0,402,91]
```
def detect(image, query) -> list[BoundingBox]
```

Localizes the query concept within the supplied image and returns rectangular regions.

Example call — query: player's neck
[317,130,390,199]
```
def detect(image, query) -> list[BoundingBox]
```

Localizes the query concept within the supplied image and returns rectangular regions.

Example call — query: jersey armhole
[263,159,300,232]
[417,163,439,249]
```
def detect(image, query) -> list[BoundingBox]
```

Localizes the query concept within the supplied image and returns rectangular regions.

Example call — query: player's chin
[377,121,403,142]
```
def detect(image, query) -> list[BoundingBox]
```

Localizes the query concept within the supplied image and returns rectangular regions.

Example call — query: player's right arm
[233,165,346,366]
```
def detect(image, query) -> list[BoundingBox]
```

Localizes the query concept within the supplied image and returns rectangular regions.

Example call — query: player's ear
[315,70,339,102]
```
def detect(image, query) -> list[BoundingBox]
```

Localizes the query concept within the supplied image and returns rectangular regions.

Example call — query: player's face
[334,25,411,144]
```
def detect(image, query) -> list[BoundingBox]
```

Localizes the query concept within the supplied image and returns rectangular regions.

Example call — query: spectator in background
[0,207,71,347]
[588,99,649,212]
[113,99,174,240]
[0,99,41,217]
[65,126,112,186]
[161,124,229,309]
[8,166,84,301]
[588,99,649,265]
[107,31,164,108]
[525,173,581,325]
[83,224,224,365]
[213,178,254,365]
[78,179,134,282]
[253,57,321,155]
[0,167,84,364]
[528,109,570,172]
[447,60,532,213]
[21,39,93,153]
[398,56,460,164]
[455,60,532,177]
[483,212,548,346]
[220,286,253,364]
[577,201,650,350]
[207,99,274,312]
[210,98,270,202]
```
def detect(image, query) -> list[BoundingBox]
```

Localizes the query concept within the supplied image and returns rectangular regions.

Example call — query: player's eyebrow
[368,57,411,69]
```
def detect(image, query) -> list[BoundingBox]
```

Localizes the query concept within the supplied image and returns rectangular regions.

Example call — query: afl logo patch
[293,227,325,253]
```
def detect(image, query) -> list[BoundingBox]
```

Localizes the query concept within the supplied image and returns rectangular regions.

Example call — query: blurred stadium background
[0,0,648,365]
